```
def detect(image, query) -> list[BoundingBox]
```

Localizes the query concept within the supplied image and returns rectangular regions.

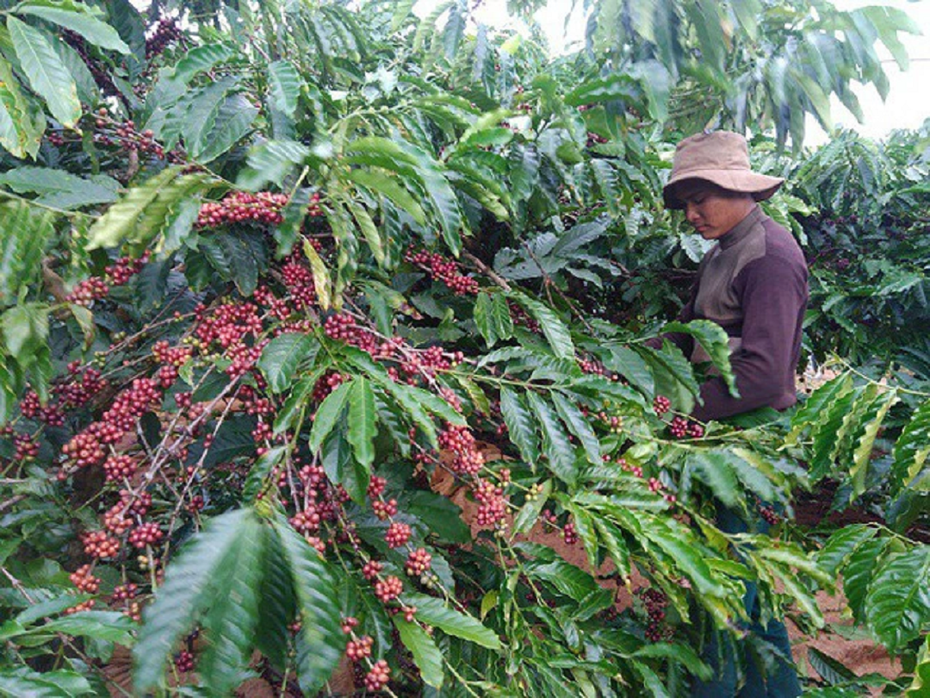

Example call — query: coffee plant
[0,0,928,696]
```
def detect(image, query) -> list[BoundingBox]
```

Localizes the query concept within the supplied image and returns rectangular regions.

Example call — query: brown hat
[663,131,784,210]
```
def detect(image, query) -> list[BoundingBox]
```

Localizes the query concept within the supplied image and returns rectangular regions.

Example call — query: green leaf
[134,508,254,692]
[786,374,853,445]
[37,611,135,645]
[238,139,311,190]
[274,372,323,435]
[817,524,879,577]
[0,168,119,210]
[526,391,578,486]
[663,319,738,396]
[258,333,318,394]
[0,56,40,159]
[348,200,384,266]
[591,516,631,579]
[510,293,574,359]
[513,479,551,536]
[524,556,606,604]
[864,546,930,651]
[268,60,302,116]
[272,515,342,693]
[346,169,425,224]
[172,44,235,85]
[0,670,77,698]
[687,450,741,509]
[850,389,898,498]
[193,94,258,162]
[473,292,496,347]
[7,17,81,127]
[86,168,181,250]
[346,377,376,471]
[254,525,296,668]
[906,633,930,698]
[393,617,444,689]
[893,399,930,491]
[197,514,265,694]
[16,5,130,53]
[404,490,470,544]
[308,381,352,454]
[552,392,600,466]
[500,387,540,465]
[303,238,332,310]
[633,642,711,681]
[402,593,501,649]
[243,446,286,503]
[843,537,894,622]
[321,427,369,506]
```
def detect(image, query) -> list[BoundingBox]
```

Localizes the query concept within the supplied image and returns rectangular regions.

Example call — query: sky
[429,0,930,142]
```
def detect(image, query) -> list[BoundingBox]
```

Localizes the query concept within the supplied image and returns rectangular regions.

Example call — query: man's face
[675,181,754,240]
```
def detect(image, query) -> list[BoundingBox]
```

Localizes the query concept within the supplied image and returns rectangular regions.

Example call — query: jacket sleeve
[691,253,806,421]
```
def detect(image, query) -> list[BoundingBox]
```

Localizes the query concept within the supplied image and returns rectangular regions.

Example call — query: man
[660,131,807,697]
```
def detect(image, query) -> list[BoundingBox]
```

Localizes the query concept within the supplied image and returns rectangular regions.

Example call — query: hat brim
[663,170,785,210]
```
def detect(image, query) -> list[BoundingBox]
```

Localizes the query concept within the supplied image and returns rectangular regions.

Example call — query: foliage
[0,0,927,695]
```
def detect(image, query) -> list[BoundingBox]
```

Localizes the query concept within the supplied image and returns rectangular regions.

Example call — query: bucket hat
[663,131,784,210]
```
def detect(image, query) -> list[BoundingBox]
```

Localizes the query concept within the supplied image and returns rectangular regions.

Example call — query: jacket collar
[718,205,763,250]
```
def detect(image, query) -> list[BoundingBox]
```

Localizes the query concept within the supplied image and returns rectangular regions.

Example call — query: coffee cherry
[69,564,100,593]
[345,635,373,661]
[653,395,671,415]
[374,575,403,602]
[363,659,390,692]
[405,548,432,576]
[385,522,411,548]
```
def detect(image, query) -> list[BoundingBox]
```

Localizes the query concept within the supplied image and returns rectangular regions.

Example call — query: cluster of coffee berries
[146,17,182,58]
[508,301,541,332]
[94,113,165,158]
[385,522,412,549]
[438,423,484,476]
[323,314,372,348]
[374,575,403,603]
[60,30,117,96]
[653,395,671,415]
[66,277,109,306]
[667,416,704,439]
[279,253,317,308]
[128,521,164,549]
[196,191,288,228]
[562,521,578,545]
[112,583,138,602]
[619,457,644,478]
[364,659,391,692]
[586,132,609,147]
[758,500,781,526]
[345,635,373,661]
[18,390,64,425]
[597,411,623,434]
[69,564,100,593]
[474,478,508,528]
[62,431,105,469]
[405,248,479,295]
[194,301,263,349]
[174,650,195,673]
[639,587,669,642]
[66,253,148,307]
[405,548,432,576]
[13,434,39,461]
[103,454,137,482]
[82,530,121,559]
[56,363,107,408]
[107,253,150,286]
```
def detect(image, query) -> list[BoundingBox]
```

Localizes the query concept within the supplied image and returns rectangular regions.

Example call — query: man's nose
[685,202,699,223]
